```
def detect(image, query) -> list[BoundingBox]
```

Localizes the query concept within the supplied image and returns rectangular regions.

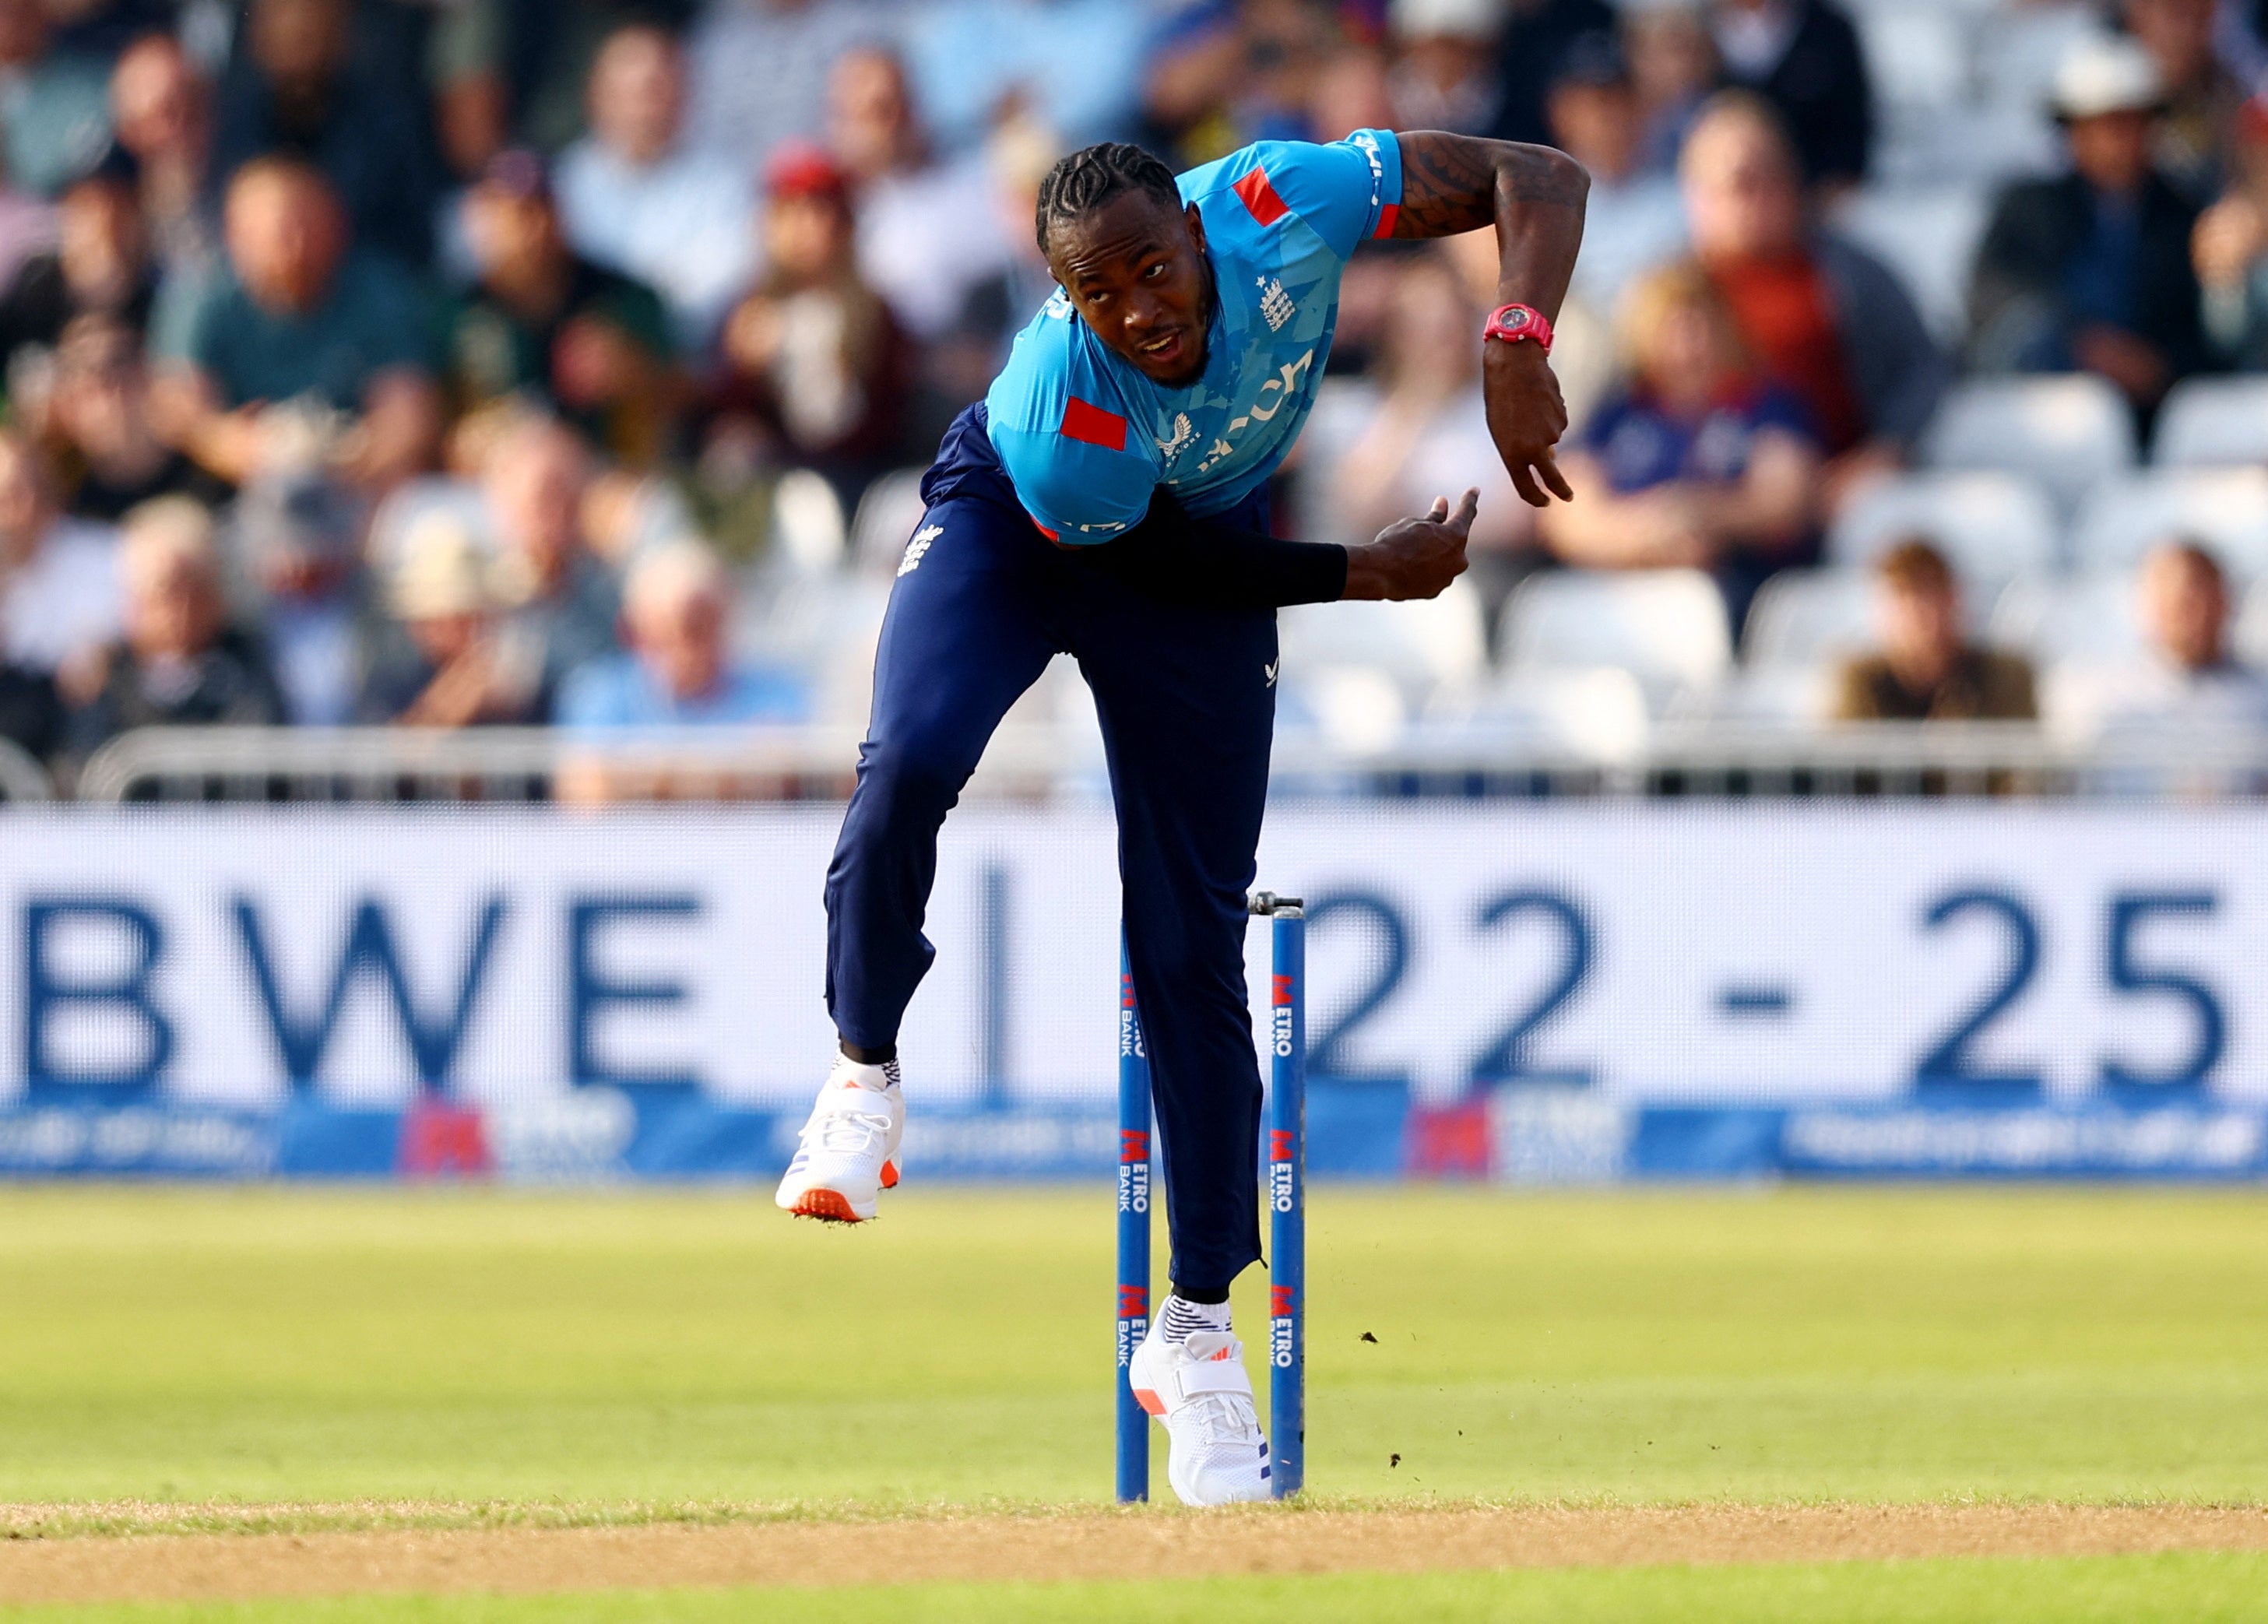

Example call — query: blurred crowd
[10,1,2268,796]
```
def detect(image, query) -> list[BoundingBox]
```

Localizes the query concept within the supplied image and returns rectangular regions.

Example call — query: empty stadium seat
[2152,377,2268,469]
[848,467,930,576]
[1834,185,1991,344]
[1827,469,2059,582]
[1688,664,1837,726]
[1921,376,2137,511]
[1988,570,2143,666]
[1742,568,1879,670]
[2066,469,2268,577]
[1875,99,2060,188]
[1279,579,1489,708]
[772,469,846,573]
[1855,7,1972,109]
[2237,578,2268,668]
[1498,569,1733,706]
[1418,666,1651,766]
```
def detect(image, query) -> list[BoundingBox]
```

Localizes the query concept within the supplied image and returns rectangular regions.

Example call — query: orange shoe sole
[881,1159,900,1190]
[791,1189,867,1223]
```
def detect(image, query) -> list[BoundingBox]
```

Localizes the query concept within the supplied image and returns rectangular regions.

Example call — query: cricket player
[776,127,1588,1503]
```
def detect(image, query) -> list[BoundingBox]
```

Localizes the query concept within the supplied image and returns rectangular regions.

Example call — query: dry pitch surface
[4,1504,2268,1606]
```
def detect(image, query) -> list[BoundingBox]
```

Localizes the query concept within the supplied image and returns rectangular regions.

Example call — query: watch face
[1500,309,1530,333]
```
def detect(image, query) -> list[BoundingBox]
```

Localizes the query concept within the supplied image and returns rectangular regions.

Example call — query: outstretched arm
[1074,487,1476,610]
[1392,132,1588,508]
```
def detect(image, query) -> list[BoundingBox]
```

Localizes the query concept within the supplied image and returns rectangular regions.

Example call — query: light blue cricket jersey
[984,129,1404,541]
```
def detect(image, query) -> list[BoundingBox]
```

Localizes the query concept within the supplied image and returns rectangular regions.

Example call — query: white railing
[60,720,2268,803]
[0,738,51,802]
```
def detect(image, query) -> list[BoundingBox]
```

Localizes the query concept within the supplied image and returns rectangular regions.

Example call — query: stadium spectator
[149,158,441,494]
[0,642,62,764]
[1626,0,1716,176]
[445,148,677,466]
[0,170,155,373]
[2121,0,2242,202]
[1971,34,2207,434]
[1545,32,1687,316]
[1162,0,1350,157]
[1309,44,1398,146]
[234,472,372,726]
[480,415,620,719]
[45,0,171,62]
[830,45,1011,347]
[2191,93,2268,366]
[1680,93,1943,511]
[905,111,1062,409]
[558,540,807,732]
[1487,0,1618,149]
[357,508,539,726]
[1303,252,1534,624]
[435,0,701,159]
[107,33,218,276]
[0,0,113,198]
[1831,539,2036,722]
[66,496,284,750]
[684,0,894,175]
[2080,540,2268,730]
[904,0,1151,155]
[1707,0,1871,192]
[709,145,912,512]
[32,315,218,521]
[208,0,443,269]
[0,153,56,297]
[0,429,120,673]
[1384,0,1507,137]
[554,22,756,350]
[1538,260,1821,627]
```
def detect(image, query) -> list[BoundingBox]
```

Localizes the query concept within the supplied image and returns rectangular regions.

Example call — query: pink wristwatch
[1483,303,1555,355]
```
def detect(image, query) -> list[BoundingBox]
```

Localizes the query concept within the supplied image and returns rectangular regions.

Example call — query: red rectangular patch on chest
[1060,395,1127,451]
[1233,165,1290,227]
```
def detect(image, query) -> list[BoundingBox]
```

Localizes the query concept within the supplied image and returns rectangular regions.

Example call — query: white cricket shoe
[1128,1322,1272,1506]
[773,1053,903,1223]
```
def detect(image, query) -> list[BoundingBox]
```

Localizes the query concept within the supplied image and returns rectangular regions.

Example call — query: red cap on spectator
[2240,93,2268,146]
[765,141,849,203]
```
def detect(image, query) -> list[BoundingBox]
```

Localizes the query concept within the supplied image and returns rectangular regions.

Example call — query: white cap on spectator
[119,497,219,589]
[2052,33,2165,121]
[391,512,497,620]
[1391,0,1506,42]
[624,537,729,627]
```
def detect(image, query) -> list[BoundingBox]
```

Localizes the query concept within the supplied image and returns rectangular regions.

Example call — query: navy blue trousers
[825,406,1275,1293]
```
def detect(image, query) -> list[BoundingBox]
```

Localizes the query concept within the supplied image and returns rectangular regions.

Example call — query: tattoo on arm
[1391,131,1588,240]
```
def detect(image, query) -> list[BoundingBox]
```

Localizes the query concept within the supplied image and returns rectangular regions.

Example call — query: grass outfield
[3,1186,2266,1507]
[8,1552,2268,1623]
[2,1186,2266,1617]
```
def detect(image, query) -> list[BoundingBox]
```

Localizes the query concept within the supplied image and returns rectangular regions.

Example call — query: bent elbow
[1552,149,1591,208]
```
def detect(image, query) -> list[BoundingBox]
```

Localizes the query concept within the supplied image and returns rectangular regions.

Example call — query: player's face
[1047,192,1212,388]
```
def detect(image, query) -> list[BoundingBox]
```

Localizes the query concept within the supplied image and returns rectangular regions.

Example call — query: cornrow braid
[1034,142,1182,255]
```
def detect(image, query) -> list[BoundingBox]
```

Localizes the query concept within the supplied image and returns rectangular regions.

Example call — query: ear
[1183,201,1207,255]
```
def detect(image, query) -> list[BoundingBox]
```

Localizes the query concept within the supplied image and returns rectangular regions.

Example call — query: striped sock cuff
[1159,1293,1232,1345]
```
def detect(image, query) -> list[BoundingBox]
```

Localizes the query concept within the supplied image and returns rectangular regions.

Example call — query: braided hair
[1034,142,1182,256]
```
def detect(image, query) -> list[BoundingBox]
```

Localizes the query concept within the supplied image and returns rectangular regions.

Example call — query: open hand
[1482,339,1573,508]
[1342,488,1477,601]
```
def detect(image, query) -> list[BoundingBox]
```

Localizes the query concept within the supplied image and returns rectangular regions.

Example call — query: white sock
[1159,1292,1232,1345]
[835,1053,902,1090]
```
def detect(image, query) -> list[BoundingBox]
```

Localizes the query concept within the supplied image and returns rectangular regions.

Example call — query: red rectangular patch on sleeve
[1232,165,1290,227]
[1373,202,1399,238]
[1060,395,1127,451]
